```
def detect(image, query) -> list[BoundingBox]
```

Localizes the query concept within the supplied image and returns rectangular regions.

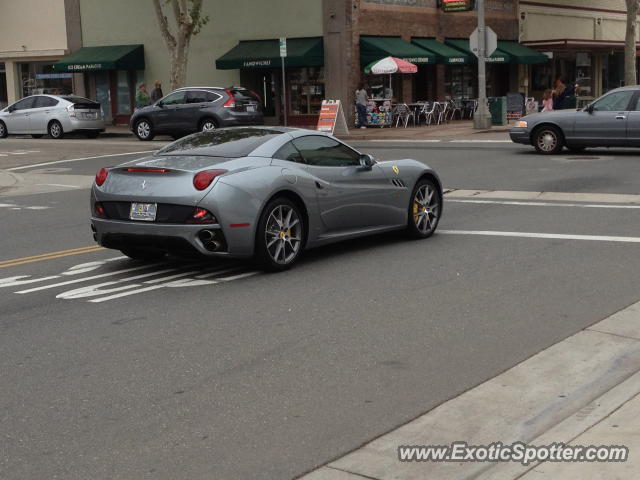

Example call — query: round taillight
[193,169,226,191]
[95,168,109,186]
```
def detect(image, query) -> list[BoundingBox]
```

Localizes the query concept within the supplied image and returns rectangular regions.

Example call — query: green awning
[411,38,472,65]
[496,41,548,64]
[445,39,511,64]
[53,44,144,72]
[360,36,436,66]
[216,37,323,69]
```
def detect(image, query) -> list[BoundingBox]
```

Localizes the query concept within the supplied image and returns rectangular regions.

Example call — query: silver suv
[0,94,105,139]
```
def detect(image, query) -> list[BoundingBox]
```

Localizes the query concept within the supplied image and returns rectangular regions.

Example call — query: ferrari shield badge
[392,165,399,175]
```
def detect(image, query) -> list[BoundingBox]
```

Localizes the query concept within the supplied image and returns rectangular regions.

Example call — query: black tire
[85,131,100,139]
[567,145,586,153]
[120,248,166,261]
[0,121,7,138]
[255,197,304,272]
[134,118,155,141]
[199,118,218,132]
[31,134,44,139]
[48,120,64,139]
[406,177,441,239]
[533,125,563,155]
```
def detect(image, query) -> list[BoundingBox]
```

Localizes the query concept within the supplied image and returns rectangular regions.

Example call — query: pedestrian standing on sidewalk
[541,89,554,112]
[135,83,151,110]
[355,82,369,129]
[151,81,164,103]
[552,77,567,110]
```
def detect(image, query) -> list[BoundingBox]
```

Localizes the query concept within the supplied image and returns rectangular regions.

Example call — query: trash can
[488,97,507,126]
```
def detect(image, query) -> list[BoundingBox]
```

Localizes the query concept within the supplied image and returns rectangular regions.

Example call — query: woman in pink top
[541,89,554,112]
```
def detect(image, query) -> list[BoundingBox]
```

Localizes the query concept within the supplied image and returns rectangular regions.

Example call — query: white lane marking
[0,275,60,288]
[0,153,7,157]
[445,189,640,204]
[142,270,199,284]
[35,183,82,189]
[7,150,157,171]
[61,256,126,276]
[439,230,640,244]
[449,139,512,143]
[447,199,640,209]
[56,267,179,299]
[217,271,260,282]
[366,140,443,143]
[89,284,165,303]
[195,267,245,279]
[0,202,51,211]
[15,263,164,294]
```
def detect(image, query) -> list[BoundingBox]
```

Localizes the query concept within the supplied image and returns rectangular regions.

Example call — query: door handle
[315,181,325,189]
[616,115,626,120]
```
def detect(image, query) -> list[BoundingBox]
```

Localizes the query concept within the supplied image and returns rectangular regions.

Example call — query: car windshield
[157,128,285,157]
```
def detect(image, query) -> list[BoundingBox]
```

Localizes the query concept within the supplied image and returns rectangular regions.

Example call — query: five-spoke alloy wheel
[135,119,155,141]
[199,118,217,132]
[48,120,64,139]
[256,198,304,271]
[407,178,441,238]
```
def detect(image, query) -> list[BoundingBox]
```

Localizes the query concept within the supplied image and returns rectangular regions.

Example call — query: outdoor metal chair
[417,102,436,125]
[395,103,416,128]
[448,100,463,121]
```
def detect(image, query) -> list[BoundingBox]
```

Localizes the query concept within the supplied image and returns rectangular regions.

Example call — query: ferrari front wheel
[255,197,304,272]
[407,178,441,238]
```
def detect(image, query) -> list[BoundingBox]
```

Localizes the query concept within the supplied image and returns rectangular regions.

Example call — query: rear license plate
[246,105,256,112]
[130,202,157,221]
[82,112,98,119]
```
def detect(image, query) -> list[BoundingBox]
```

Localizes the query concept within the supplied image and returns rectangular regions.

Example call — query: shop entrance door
[95,72,111,124]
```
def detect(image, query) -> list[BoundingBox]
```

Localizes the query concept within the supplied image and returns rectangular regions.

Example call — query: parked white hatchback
[0,94,105,139]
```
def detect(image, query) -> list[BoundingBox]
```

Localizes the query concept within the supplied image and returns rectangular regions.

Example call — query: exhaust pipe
[198,229,222,251]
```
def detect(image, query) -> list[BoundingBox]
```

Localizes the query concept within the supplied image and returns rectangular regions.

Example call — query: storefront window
[95,72,110,120]
[19,62,72,97]
[445,65,476,100]
[288,67,324,115]
[116,70,131,115]
[0,63,7,108]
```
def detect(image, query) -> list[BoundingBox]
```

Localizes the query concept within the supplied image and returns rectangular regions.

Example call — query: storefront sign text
[243,60,272,68]
[67,64,103,71]
[402,57,430,64]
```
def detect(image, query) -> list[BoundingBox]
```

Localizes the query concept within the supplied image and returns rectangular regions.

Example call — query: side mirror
[359,154,375,169]
[157,102,164,108]
[586,104,594,114]
[7,106,16,113]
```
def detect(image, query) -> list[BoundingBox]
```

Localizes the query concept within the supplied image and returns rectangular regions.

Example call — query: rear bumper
[509,129,531,145]
[65,117,106,132]
[91,217,251,258]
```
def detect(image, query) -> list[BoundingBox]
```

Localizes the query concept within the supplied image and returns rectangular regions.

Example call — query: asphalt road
[1,136,640,479]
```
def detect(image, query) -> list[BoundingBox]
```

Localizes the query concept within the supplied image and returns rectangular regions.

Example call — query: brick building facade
[324,0,521,124]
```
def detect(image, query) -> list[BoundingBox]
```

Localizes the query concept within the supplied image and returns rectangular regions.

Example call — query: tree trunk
[625,0,639,86]
[152,0,200,90]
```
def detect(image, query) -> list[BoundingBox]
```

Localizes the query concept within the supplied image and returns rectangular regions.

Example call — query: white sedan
[0,94,105,139]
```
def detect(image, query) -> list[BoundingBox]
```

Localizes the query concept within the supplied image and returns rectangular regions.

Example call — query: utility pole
[473,0,492,129]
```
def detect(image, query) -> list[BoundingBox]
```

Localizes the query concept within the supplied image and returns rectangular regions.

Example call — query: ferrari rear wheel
[256,198,304,271]
[120,248,166,261]
[407,178,441,238]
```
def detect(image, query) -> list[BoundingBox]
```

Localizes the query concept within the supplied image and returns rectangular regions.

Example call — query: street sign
[279,37,287,58]
[469,26,497,58]
[440,0,475,12]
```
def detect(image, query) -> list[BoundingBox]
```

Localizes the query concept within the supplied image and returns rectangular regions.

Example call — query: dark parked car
[510,86,640,154]
[130,87,263,141]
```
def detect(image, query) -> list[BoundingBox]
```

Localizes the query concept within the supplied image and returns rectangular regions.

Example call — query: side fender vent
[390,179,406,188]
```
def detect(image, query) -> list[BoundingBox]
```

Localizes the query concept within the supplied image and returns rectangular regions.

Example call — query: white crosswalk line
[216,271,260,282]
[447,199,640,209]
[15,263,165,294]
[439,230,640,243]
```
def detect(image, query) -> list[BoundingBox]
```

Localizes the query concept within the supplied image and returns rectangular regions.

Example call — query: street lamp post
[474,0,492,129]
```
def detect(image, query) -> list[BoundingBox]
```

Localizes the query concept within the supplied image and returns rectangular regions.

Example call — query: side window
[292,136,360,167]
[273,141,304,163]
[161,91,186,105]
[204,91,221,102]
[34,97,59,108]
[186,91,208,104]
[592,91,634,112]
[12,97,36,111]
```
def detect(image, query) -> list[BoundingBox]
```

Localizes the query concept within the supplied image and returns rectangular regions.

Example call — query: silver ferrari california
[90,127,442,270]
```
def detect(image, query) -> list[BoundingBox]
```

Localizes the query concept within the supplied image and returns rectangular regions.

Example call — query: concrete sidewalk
[104,120,512,141]
[300,300,640,480]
